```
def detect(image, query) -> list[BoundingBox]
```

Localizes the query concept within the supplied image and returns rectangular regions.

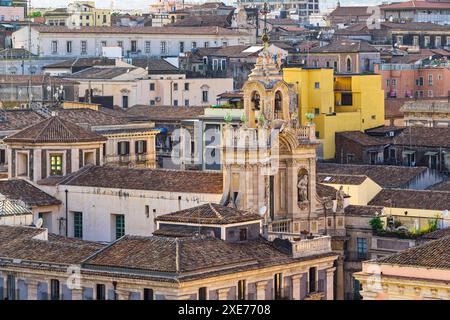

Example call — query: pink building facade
[0,6,24,21]
[375,63,450,99]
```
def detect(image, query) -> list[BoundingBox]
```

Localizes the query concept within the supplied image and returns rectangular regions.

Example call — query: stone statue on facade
[336,186,346,213]
[297,174,309,203]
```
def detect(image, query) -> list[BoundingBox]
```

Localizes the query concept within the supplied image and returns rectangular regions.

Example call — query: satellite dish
[259,206,267,216]
[35,218,44,229]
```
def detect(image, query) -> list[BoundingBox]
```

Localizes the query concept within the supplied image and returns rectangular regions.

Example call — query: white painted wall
[40,184,222,242]
[13,26,251,58]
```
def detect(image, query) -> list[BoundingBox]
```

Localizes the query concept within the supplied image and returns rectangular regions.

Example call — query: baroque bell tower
[220,23,328,237]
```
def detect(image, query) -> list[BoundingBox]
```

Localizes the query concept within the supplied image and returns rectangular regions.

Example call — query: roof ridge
[209,203,224,220]
[33,117,54,143]
[55,116,79,141]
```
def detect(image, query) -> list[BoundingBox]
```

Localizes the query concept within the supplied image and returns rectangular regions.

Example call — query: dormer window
[50,154,63,176]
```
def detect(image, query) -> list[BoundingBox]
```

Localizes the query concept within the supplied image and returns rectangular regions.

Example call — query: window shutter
[135,141,139,154]
[143,141,147,153]
[125,142,130,155]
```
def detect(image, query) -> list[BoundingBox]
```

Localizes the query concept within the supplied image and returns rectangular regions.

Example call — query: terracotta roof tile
[336,131,388,146]
[156,203,262,225]
[318,173,368,185]
[317,163,427,188]
[344,205,384,217]
[393,126,450,148]
[375,236,450,270]
[54,165,223,194]
[4,116,107,144]
[0,179,61,207]
[0,225,104,265]
[369,188,450,211]
[83,235,308,276]
[125,105,206,121]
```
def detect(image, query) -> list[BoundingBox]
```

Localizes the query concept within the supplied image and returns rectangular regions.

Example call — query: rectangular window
[143,288,154,300]
[96,284,106,300]
[50,279,60,300]
[391,79,397,86]
[357,237,368,259]
[239,228,247,241]
[204,41,209,48]
[115,214,125,239]
[81,41,87,54]
[184,83,189,91]
[122,95,129,108]
[131,40,137,53]
[274,273,282,299]
[435,36,441,47]
[50,155,63,176]
[413,36,419,46]
[416,77,424,86]
[314,82,320,89]
[173,99,178,106]
[160,41,167,54]
[6,275,16,300]
[396,35,403,45]
[136,140,147,154]
[66,41,72,53]
[150,100,155,106]
[428,90,433,97]
[192,41,197,49]
[428,74,433,86]
[117,41,123,48]
[425,36,430,47]
[184,99,189,106]
[179,41,184,53]
[145,41,151,54]
[0,149,5,165]
[73,212,83,239]
[309,267,317,293]
[101,41,107,48]
[213,59,219,70]
[51,41,58,54]
[173,83,178,91]
[221,59,226,70]
[237,280,246,300]
[447,36,450,46]
[202,91,209,103]
[118,141,130,155]
[198,287,207,300]
[149,83,155,91]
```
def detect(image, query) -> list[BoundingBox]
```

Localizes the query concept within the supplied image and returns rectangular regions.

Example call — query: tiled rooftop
[344,205,384,217]
[83,235,334,280]
[0,179,61,207]
[374,236,450,270]
[336,131,389,146]
[369,188,450,211]
[0,225,104,266]
[156,203,262,225]
[317,163,427,188]
[49,165,224,194]
[4,116,107,144]
[318,173,368,185]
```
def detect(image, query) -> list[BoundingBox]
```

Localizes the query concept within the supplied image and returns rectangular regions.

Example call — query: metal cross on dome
[260,2,271,46]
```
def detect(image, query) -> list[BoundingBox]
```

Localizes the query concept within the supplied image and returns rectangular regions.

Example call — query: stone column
[115,289,131,300]
[336,257,345,300]
[71,288,83,300]
[217,288,229,300]
[27,280,39,300]
[326,267,336,300]
[291,274,302,300]
[255,281,267,300]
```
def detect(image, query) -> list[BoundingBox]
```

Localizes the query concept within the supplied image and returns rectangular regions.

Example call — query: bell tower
[221,30,327,236]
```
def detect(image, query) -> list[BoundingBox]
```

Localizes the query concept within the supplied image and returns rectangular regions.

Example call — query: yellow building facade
[283,68,385,160]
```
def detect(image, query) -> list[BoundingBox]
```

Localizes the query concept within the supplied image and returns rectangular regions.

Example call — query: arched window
[251,91,261,111]
[274,91,283,119]
[346,57,352,73]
